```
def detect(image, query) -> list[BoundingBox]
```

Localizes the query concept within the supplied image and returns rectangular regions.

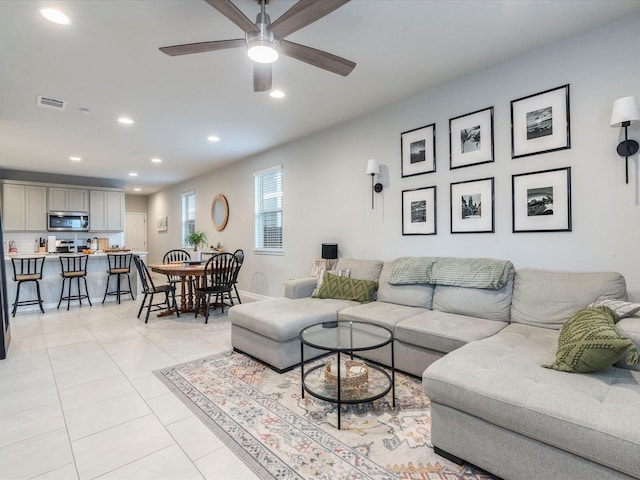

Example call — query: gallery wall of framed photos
[400,84,572,236]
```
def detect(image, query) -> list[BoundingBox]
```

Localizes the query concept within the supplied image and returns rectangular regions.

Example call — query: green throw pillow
[312,271,378,303]
[543,306,640,373]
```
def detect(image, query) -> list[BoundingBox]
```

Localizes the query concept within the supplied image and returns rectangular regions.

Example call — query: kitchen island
[4,252,147,312]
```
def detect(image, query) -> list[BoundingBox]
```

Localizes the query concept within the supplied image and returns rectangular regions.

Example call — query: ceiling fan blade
[160,39,245,56]
[253,63,272,92]
[280,40,355,76]
[270,0,350,38]
[204,0,259,33]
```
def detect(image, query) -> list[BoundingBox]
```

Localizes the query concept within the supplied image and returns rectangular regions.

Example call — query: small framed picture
[512,167,571,233]
[401,123,436,177]
[511,84,570,159]
[310,258,327,277]
[449,107,494,169]
[157,216,168,232]
[402,186,437,235]
[450,177,494,234]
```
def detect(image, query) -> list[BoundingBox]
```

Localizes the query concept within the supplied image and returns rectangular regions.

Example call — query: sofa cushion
[395,310,507,353]
[544,307,639,373]
[510,269,627,330]
[312,272,378,303]
[423,323,640,479]
[334,258,384,282]
[338,301,427,331]
[431,265,514,322]
[377,261,434,308]
[228,297,358,342]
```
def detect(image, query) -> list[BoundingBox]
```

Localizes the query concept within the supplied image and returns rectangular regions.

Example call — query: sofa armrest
[616,315,640,371]
[284,277,317,299]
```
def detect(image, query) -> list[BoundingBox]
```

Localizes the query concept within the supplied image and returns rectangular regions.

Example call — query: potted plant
[187,231,208,251]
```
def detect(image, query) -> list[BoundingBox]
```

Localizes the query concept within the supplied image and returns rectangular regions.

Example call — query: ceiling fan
[159,0,356,92]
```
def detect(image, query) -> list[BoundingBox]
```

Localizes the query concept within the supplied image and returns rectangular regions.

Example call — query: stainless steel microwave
[47,211,89,232]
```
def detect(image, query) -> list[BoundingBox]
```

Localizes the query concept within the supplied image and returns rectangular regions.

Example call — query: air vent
[36,95,66,110]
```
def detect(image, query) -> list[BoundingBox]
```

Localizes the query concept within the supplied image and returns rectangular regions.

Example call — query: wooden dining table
[148,262,208,314]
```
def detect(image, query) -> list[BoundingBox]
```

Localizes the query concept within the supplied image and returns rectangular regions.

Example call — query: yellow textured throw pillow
[312,272,378,303]
[543,306,640,373]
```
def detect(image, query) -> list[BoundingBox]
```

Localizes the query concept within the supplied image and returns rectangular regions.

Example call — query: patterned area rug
[154,352,495,480]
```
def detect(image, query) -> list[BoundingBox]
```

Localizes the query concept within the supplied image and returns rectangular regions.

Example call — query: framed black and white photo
[512,167,571,232]
[401,123,436,177]
[402,186,437,235]
[511,84,570,158]
[449,107,494,169]
[450,177,494,233]
[157,216,168,232]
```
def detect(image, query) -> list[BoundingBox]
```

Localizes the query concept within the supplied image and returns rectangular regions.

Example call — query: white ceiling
[2,0,640,194]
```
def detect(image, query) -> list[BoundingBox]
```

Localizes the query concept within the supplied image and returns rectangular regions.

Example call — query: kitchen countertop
[4,251,147,260]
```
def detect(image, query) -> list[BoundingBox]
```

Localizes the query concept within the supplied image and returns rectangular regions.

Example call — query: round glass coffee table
[299,320,395,429]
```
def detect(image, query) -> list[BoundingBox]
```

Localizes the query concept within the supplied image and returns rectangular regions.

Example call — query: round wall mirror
[211,194,229,231]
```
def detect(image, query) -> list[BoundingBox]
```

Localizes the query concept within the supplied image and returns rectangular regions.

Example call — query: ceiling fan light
[247,43,279,64]
[40,8,71,25]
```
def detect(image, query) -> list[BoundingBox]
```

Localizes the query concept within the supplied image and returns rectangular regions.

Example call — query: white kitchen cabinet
[26,185,47,230]
[48,187,88,211]
[2,183,47,231]
[90,190,124,231]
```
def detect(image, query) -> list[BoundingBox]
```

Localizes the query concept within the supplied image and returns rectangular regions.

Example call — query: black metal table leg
[391,340,396,407]
[336,351,341,429]
[300,340,305,399]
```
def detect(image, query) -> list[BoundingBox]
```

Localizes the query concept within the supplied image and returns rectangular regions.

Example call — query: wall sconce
[610,96,640,184]
[366,159,383,209]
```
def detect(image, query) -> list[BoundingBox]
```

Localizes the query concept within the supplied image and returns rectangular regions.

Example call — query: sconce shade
[366,159,380,175]
[321,243,338,260]
[610,96,640,127]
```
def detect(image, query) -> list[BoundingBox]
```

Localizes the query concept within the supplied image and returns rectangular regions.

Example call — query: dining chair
[194,252,238,323]
[10,256,45,316]
[133,254,180,323]
[162,249,191,288]
[231,249,244,304]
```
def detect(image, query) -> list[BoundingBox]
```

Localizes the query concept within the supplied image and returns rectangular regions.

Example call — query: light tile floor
[0,298,260,480]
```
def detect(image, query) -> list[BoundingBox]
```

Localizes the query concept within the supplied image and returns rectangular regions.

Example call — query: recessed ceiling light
[40,8,71,25]
[151,158,162,163]
[69,156,82,161]
[134,188,141,192]
[118,117,134,125]
[207,135,220,142]
[270,90,285,99]
[128,172,138,177]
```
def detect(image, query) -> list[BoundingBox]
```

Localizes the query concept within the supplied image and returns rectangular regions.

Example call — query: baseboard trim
[236,290,273,303]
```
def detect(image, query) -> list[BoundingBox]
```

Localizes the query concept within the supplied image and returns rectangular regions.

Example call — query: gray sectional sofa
[228,257,640,480]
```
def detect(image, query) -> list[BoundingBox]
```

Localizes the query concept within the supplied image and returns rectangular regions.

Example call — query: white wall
[148,14,640,299]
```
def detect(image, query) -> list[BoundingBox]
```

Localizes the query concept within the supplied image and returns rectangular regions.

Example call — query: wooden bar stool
[58,254,92,310]
[102,253,135,304]
[10,257,45,316]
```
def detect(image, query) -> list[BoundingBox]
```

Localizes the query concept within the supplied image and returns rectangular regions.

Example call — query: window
[181,191,195,247]
[254,165,283,253]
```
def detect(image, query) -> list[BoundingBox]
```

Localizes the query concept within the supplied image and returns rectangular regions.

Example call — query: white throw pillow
[588,295,640,319]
